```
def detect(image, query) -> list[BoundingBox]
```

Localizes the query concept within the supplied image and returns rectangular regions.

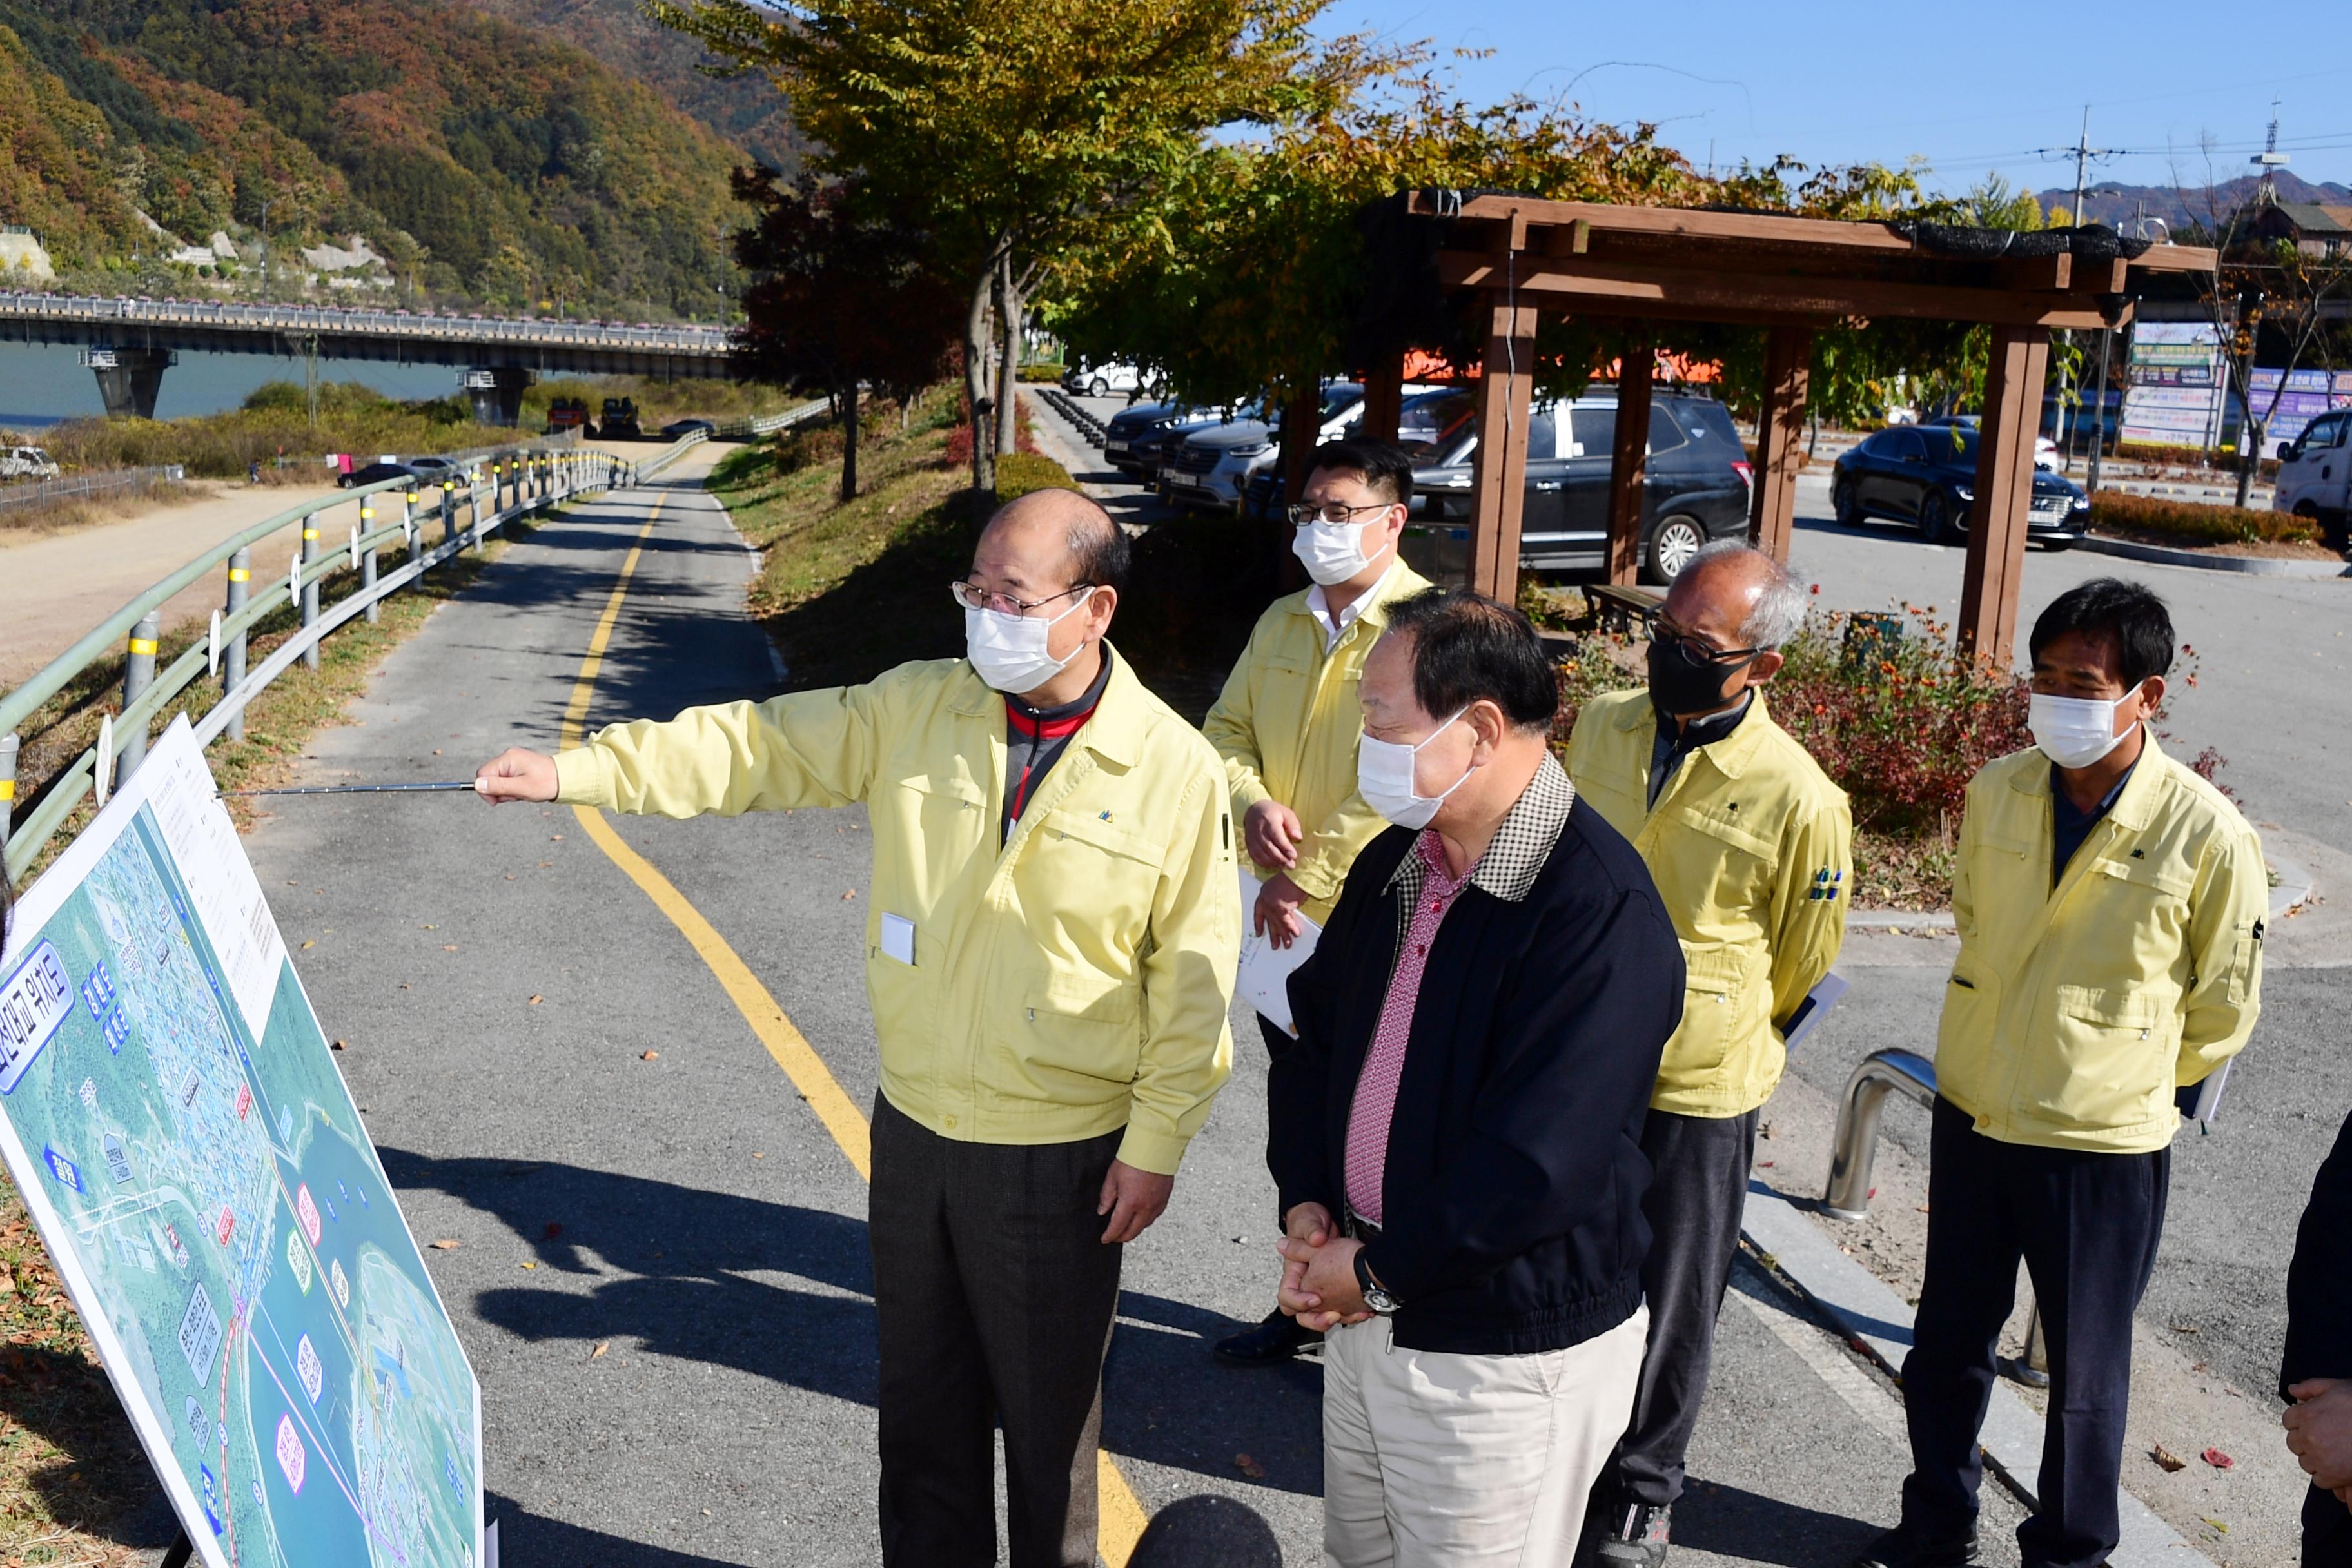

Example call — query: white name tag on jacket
[880,913,917,966]
[1236,867,1320,1036]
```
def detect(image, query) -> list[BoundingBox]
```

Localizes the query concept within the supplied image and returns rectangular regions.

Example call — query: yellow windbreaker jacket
[1936,735,2266,1153]
[553,649,1239,1175]
[1202,562,1433,924]
[1567,689,1854,1117]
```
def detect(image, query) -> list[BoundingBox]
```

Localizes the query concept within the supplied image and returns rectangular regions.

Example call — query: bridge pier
[460,366,534,428]
[79,346,176,420]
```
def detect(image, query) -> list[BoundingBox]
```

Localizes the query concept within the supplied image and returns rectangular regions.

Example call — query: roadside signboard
[2119,322,2225,448]
[0,718,482,1567]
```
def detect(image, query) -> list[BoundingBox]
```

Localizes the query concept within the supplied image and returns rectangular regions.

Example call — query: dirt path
[0,482,349,686]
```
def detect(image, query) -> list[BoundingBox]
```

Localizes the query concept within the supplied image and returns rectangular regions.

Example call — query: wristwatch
[1354,1250,1400,1315]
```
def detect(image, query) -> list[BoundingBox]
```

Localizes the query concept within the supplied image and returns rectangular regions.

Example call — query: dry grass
[0,480,219,540]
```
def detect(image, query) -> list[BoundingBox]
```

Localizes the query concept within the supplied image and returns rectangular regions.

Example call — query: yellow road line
[554,487,1150,1562]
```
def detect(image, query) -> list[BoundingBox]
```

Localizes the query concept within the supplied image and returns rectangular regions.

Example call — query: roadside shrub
[993,452,1076,502]
[1016,363,1066,382]
[1554,603,2029,841]
[2115,442,2279,477]
[2088,489,2317,547]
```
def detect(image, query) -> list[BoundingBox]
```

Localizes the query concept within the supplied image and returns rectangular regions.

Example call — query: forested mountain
[462,0,801,175]
[0,0,757,320]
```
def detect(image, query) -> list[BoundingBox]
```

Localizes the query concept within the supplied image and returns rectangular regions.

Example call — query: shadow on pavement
[1672,1477,1886,1567]
[487,1489,751,1567]
[381,1150,1325,1494]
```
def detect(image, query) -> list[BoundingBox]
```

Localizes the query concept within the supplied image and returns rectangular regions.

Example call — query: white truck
[0,446,59,480]
[2273,409,2350,551]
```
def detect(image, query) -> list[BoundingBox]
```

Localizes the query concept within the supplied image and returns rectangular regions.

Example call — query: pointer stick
[218,780,486,797]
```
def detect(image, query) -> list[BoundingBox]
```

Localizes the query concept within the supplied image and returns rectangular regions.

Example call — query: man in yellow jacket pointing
[1858,578,2267,1568]
[1568,541,1852,1567]
[477,489,1239,1568]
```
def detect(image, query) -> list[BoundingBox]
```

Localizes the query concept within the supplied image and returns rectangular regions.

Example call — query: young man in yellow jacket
[475,489,1239,1568]
[1567,542,1852,1567]
[1859,578,2268,1568]
[1200,437,1431,1365]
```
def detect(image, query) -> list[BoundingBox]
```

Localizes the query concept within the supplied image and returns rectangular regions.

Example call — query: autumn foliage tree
[654,0,1382,494]
[730,168,963,502]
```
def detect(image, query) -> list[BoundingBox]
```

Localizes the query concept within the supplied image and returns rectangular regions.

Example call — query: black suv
[1404,389,1753,584]
[1831,425,2088,545]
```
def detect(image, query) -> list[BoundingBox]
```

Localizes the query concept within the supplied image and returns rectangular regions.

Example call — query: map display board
[0,718,481,1568]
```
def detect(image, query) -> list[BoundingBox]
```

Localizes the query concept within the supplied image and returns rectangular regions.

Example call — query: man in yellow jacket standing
[475,489,1239,1568]
[1200,437,1430,1366]
[1567,541,1852,1566]
[1857,578,2268,1568]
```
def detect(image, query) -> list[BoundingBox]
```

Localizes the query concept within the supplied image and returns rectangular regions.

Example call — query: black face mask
[1647,635,1752,720]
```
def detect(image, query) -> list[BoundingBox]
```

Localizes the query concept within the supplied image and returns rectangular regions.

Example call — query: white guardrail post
[300,507,322,672]
[0,732,16,858]
[118,612,160,782]
[359,502,380,624]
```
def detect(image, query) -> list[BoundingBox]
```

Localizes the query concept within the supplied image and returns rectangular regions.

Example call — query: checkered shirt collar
[1386,750,1576,908]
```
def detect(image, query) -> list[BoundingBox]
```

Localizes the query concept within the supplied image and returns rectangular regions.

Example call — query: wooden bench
[1585,582,1665,635]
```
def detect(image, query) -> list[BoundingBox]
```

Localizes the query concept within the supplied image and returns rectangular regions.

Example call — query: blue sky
[1320,0,2352,204]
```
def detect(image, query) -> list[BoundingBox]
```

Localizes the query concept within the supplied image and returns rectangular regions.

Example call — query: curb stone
[2075,534,2350,579]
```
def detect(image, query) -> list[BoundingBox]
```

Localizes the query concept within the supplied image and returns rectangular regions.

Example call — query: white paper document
[1236,866,1321,1036]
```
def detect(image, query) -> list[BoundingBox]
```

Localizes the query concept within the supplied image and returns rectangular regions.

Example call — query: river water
[0,342,471,429]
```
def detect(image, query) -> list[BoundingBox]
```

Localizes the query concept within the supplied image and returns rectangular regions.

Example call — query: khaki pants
[1322,1304,1649,1568]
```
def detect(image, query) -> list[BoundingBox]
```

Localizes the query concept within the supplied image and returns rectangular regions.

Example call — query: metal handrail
[1821,1048,1939,1220]
[1,447,623,885]
[0,289,731,356]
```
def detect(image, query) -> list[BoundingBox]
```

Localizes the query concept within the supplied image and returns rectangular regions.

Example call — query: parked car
[1402,388,1752,585]
[1832,424,2088,545]
[1124,405,1233,485]
[1102,401,1179,475]
[662,418,716,440]
[1239,387,1478,521]
[2274,408,2351,549]
[1168,382,1408,514]
[1919,412,2062,471]
[338,460,425,491]
[1063,361,1146,398]
[0,446,59,480]
[406,456,460,478]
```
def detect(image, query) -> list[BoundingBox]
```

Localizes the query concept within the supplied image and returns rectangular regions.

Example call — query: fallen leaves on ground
[1233,1453,1266,1479]
[640,1050,660,1061]
[2202,1447,2234,1470]
[331,1039,348,1051]
[842,888,858,901]
[429,1239,460,1251]
[544,1224,563,1240]
[299,939,315,950]
[589,1342,609,1362]
[2151,1445,2186,1473]
[527,995,543,1005]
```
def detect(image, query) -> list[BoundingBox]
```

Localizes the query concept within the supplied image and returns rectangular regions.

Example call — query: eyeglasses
[1286,501,1395,526]
[1652,616,1762,666]
[950,581,1092,616]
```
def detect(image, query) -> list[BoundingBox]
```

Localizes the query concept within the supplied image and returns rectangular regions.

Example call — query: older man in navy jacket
[1269,588,1685,1567]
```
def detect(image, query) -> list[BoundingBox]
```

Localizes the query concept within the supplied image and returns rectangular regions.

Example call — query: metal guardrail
[0,446,634,886]
[0,465,188,512]
[0,289,730,357]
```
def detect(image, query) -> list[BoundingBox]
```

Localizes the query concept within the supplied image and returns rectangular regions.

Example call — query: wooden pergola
[1352,195,2216,665]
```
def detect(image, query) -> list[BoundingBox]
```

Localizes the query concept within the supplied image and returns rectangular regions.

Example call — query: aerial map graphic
[0,720,482,1568]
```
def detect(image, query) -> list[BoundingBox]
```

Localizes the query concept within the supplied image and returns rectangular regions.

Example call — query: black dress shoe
[1850,1524,1983,1568]
[1212,1310,1318,1365]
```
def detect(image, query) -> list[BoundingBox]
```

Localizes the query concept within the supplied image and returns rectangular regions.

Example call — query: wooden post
[1749,325,1813,562]
[1958,324,2053,668]
[1360,356,1404,443]
[1280,385,1322,507]
[1605,342,1655,585]
[1467,297,1539,600]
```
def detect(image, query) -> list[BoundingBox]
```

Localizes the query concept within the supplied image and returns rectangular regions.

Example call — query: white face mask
[2029,691,2132,770]
[1357,708,1475,830]
[963,589,1094,694]
[1291,517,1391,587]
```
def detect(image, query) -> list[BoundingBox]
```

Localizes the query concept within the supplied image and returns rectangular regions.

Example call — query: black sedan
[1831,426,2088,545]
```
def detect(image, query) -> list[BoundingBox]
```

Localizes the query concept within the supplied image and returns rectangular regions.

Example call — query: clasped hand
[1275,1202,1372,1331]
[2284,1378,2352,1504]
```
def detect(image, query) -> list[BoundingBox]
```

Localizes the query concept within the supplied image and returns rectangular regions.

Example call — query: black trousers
[2309,1484,2352,1568]
[1900,1097,2169,1568]
[869,1095,1125,1568]
[1609,1106,1761,1511]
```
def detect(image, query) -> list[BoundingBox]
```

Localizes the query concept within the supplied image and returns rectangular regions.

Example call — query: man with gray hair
[1568,540,1854,1566]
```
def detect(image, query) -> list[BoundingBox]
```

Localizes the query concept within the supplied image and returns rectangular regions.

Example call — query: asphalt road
[226,455,2078,1565]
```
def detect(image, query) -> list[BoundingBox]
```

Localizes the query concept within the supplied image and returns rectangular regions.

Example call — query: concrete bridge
[0,291,736,424]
